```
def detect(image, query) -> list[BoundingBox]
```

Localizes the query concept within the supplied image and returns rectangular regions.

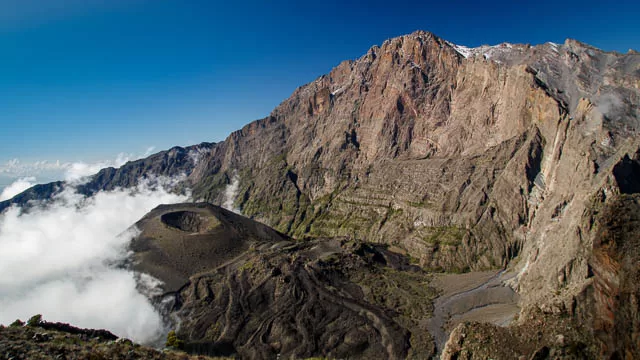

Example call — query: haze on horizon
[0,0,638,188]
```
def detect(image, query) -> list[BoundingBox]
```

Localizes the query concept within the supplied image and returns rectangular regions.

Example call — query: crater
[161,211,206,233]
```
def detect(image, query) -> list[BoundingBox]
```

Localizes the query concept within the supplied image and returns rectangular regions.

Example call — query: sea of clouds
[0,147,157,201]
[0,176,188,343]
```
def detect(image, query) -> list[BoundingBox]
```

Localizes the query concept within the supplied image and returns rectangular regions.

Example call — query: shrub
[27,314,43,327]
[165,330,184,350]
[9,319,24,327]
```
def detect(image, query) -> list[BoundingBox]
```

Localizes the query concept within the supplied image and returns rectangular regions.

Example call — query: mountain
[2,30,639,358]
[0,142,214,214]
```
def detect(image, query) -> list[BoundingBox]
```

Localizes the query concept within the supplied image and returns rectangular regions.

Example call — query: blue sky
[0,0,638,184]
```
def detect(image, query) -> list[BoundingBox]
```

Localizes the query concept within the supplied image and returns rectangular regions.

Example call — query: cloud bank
[0,147,157,185]
[0,177,188,343]
[0,177,37,201]
[64,147,157,183]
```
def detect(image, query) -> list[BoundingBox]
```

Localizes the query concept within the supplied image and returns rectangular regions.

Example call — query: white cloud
[0,147,158,186]
[597,93,623,115]
[187,147,209,165]
[0,177,37,201]
[222,172,241,214]
[0,159,66,178]
[142,146,156,158]
[64,148,157,183]
[0,177,189,343]
[63,160,113,182]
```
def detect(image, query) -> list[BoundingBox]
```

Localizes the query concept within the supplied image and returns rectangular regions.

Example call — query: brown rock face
[186,31,638,275]
[181,31,640,357]
[575,194,640,359]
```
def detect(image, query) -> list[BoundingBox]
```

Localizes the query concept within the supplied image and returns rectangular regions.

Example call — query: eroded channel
[426,270,519,357]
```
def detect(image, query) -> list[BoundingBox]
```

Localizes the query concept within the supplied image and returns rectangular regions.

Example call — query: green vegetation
[9,319,24,327]
[408,199,432,208]
[417,226,466,246]
[239,260,255,272]
[354,268,436,320]
[349,264,437,356]
[305,193,383,239]
[26,314,42,327]
[233,154,312,234]
[1,322,222,359]
[51,336,83,346]
[386,206,404,218]
[205,322,222,341]
[165,330,184,350]
[192,171,231,202]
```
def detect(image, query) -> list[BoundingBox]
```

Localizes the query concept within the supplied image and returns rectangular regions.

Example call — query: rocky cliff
[2,30,639,358]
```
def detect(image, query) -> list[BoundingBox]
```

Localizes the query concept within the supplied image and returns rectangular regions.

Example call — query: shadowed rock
[161,211,208,233]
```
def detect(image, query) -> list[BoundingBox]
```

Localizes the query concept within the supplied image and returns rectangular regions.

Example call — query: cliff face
[184,32,638,278]
[183,31,640,357]
[2,31,639,357]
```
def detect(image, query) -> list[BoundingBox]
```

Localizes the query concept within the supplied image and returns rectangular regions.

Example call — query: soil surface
[427,270,519,356]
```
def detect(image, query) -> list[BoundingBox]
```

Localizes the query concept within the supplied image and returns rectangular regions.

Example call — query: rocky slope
[184,33,639,358]
[2,31,639,358]
[0,318,221,360]
[129,203,290,292]
[132,203,439,359]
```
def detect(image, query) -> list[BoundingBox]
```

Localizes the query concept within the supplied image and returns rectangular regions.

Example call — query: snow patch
[446,41,473,58]
[547,42,560,53]
[446,41,517,62]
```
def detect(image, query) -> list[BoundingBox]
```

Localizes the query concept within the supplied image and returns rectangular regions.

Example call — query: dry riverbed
[427,270,520,356]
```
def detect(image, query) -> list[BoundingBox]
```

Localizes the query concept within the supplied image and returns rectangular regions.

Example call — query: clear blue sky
[0,0,638,173]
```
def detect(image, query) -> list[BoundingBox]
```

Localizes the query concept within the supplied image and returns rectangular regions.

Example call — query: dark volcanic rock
[130,203,289,292]
[131,203,438,359]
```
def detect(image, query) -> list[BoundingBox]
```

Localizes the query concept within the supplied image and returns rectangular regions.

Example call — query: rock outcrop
[0,319,217,360]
